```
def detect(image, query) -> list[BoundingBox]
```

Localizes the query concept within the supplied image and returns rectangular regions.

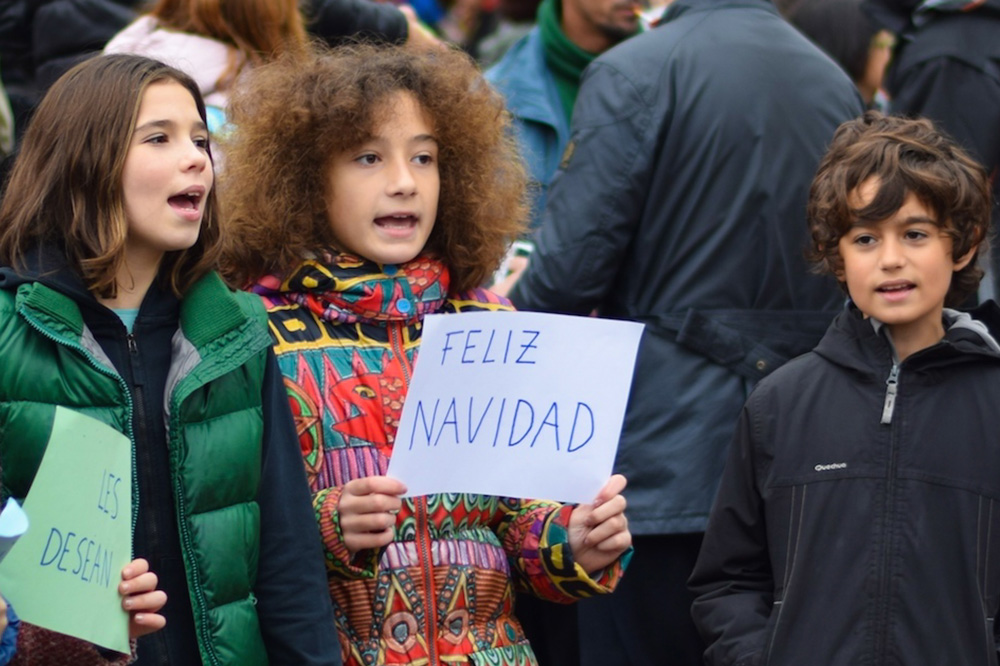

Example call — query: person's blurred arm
[0,595,15,666]
[254,350,344,666]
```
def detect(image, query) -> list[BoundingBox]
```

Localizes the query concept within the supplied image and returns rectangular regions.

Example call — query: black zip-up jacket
[691,303,1000,666]
[0,247,341,665]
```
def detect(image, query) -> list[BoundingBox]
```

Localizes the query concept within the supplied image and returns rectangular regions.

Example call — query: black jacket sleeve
[888,56,1000,177]
[254,349,343,666]
[305,0,408,46]
[688,400,775,666]
[509,59,655,314]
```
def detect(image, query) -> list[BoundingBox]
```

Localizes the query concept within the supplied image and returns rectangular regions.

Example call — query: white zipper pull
[881,363,899,425]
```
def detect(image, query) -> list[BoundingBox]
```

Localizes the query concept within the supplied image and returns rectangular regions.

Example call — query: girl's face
[121,80,213,270]
[324,91,439,266]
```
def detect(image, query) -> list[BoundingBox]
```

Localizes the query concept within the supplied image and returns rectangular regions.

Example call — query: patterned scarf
[252,253,450,325]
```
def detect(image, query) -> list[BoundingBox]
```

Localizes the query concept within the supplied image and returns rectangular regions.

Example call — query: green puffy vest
[0,272,274,665]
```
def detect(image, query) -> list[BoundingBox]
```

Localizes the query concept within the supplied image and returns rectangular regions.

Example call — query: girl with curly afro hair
[219,43,632,666]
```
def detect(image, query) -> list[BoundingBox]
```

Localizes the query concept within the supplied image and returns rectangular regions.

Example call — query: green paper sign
[0,406,132,653]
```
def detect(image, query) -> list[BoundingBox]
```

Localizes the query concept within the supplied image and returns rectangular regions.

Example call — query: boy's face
[324,91,439,266]
[838,177,975,354]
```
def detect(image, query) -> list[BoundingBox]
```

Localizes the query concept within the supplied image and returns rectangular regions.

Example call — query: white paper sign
[387,311,643,503]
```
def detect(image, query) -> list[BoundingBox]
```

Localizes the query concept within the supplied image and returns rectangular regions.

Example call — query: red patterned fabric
[10,623,134,666]
[257,254,629,666]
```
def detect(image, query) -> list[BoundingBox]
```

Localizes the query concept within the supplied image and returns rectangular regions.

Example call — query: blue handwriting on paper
[39,527,114,588]
[36,468,122,588]
[439,329,540,365]
[408,397,594,453]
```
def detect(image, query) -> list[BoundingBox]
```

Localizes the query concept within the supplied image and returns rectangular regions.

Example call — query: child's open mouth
[168,191,203,221]
[375,214,418,228]
[876,282,914,301]
[375,215,419,237]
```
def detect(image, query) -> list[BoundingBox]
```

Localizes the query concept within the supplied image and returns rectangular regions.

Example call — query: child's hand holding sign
[568,474,631,575]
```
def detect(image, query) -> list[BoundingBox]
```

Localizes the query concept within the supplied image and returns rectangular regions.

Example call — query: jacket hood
[103,15,237,109]
[813,301,1000,377]
[0,245,98,310]
[0,244,180,322]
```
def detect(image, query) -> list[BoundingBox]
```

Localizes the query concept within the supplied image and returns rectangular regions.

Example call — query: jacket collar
[1,245,247,348]
[487,29,567,132]
[660,0,778,23]
[0,245,97,317]
[180,271,252,348]
[813,301,1000,377]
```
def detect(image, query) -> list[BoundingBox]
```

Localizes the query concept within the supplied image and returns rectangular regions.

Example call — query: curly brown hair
[219,43,528,291]
[807,110,992,307]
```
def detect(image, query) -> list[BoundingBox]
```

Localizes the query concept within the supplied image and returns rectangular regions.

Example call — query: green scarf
[537,0,598,122]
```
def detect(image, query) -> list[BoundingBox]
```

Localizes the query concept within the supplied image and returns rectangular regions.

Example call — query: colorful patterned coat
[254,254,627,666]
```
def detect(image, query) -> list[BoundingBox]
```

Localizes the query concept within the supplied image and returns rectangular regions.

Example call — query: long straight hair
[150,0,308,63]
[0,54,223,298]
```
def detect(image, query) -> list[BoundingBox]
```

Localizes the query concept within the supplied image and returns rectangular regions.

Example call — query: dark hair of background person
[776,0,891,104]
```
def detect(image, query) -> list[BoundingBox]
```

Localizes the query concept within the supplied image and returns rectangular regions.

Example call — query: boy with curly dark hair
[689,111,1000,666]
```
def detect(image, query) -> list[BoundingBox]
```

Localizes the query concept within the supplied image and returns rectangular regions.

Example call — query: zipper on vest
[165,363,221,666]
[168,443,217,664]
[18,307,140,550]
[880,363,899,425]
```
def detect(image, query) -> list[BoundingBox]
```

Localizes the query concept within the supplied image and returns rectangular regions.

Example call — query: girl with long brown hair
[0,54,340,665]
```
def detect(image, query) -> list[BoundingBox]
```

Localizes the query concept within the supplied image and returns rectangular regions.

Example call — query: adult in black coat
[508,0,864,663]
